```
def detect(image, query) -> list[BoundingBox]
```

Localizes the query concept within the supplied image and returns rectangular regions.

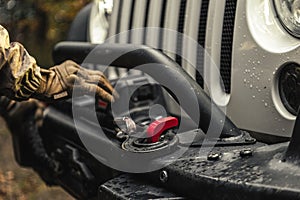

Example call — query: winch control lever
[147,117,178,143]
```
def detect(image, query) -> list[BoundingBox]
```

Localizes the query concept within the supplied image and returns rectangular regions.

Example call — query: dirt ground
[0,117,73,200]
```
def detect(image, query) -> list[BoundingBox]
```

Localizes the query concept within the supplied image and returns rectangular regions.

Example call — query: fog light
[279,62,300,115]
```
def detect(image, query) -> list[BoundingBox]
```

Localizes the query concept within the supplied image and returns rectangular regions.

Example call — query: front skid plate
[148,142,300,199]
[99,174,184,199]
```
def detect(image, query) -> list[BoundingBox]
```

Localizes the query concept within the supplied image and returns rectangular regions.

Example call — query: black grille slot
[142,0,151,44]
[220,0,237,94]
[158,0,168,50]
[175,0,187,66]
[196,0,210,88]
[115,0,124,43]
[128,0,136,43]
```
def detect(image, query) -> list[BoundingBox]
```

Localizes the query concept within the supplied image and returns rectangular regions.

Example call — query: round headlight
[273,0,300,38]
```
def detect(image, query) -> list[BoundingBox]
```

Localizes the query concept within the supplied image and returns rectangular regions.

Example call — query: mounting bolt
[245,138,256,143]
[207,153,220,161]
[160,170,168,183]
[240,148,253,157]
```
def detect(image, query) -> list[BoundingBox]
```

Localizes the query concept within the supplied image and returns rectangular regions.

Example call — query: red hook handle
[147,117,178,143]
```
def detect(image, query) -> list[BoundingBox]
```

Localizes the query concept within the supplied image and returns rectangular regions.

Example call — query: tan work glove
[32,60,114,102]
[0,25,114,102]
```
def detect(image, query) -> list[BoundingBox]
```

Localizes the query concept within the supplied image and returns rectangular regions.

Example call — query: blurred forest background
[0,0,91,66]
[0,0,91,199]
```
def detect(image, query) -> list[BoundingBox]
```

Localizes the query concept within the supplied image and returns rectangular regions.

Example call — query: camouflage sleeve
[0,25,42,100]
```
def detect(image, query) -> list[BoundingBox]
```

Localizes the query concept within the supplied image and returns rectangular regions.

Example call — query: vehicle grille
[108,0,237,93]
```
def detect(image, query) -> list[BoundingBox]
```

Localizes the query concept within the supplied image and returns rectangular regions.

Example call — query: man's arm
[0,25,114,102]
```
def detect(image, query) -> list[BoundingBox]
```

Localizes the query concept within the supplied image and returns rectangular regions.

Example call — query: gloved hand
[32,60,115,102]
[0,25,114,102]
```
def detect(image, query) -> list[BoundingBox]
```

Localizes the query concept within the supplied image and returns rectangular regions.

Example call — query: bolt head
[245,138,256,143]
[240,148,253,157]
[160,170,168,183]
[207,153,220,161]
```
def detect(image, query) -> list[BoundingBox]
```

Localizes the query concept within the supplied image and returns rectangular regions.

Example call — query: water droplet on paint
[264,103,268,107]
